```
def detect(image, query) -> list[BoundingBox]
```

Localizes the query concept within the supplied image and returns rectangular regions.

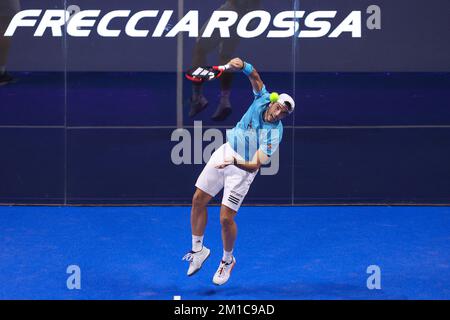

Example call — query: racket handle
[217,64,231,71]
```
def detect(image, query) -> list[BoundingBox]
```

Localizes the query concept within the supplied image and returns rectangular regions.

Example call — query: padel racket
[185,64,231,83]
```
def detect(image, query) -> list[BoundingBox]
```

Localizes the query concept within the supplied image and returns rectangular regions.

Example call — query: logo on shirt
[267,143,272,151]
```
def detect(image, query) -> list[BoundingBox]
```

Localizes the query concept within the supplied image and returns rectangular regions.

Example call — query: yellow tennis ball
[270,92,279,103]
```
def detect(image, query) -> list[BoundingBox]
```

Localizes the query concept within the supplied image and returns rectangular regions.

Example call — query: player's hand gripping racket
[185,65,231,83]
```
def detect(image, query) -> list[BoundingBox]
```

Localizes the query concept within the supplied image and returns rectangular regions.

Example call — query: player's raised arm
[226,58,264,94]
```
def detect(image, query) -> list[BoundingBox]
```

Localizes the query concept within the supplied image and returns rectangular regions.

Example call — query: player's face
[266,102,289,122]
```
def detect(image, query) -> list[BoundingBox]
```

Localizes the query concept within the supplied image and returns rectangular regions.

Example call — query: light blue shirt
[226,86,283,161]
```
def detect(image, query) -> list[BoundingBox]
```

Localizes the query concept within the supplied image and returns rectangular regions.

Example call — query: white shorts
[195,142,257,212]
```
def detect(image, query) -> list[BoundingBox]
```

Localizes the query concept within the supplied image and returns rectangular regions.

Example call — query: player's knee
[192,190,208,208]
[220,214,235,227]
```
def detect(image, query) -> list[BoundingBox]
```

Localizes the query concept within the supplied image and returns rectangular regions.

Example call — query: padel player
[183,57,295,285]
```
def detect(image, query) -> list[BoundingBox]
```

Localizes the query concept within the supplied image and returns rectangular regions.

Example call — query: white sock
[222,249,233,263]
[192,235,204,252]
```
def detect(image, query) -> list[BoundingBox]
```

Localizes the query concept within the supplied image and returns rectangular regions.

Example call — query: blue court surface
[0,205,449,300]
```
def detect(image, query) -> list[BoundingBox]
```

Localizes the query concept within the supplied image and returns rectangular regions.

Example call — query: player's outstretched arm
[226,57,264,93]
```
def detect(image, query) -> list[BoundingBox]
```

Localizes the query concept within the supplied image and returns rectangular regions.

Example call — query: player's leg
[190,187,212,246]
[211,0,261,121]
[183,144,227,276]
[218,51,236,94]
[183,186,214,276]
[189,3,226,118]
[188,39,210,117]
[212,204,238,285]
[220,204,237,258]
[182,187,213,276]
[211,38,240,121]
[213,148,258,285]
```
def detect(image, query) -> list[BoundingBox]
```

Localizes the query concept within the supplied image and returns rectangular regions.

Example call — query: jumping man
[182,57,295,285]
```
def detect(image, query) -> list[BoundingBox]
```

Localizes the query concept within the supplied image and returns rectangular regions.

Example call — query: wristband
[242,62,254,76]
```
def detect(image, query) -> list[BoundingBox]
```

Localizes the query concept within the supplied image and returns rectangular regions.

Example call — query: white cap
[278,93,295,114]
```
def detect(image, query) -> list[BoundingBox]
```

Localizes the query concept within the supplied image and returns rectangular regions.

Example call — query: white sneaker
[182,246,211,276]
[212,257,236,285]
